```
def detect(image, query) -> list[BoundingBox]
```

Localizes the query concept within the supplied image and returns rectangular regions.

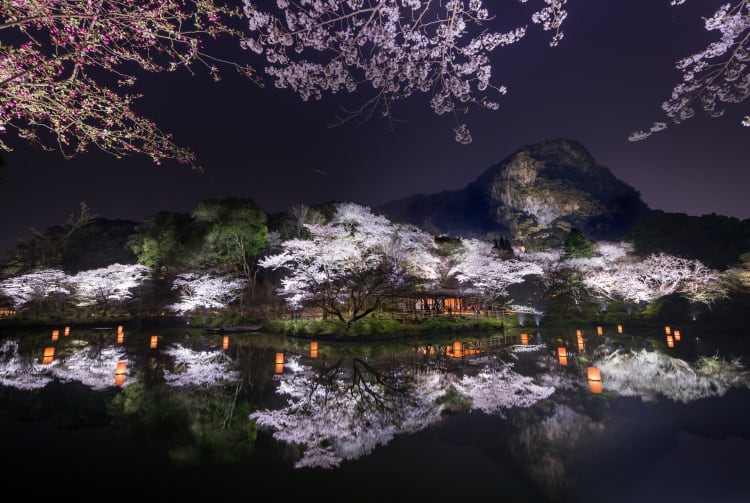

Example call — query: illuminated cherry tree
[69,263,150,314]
[0,268,70,309]
[242,0,568,143]
[167,272,247,314]
[260,202,440,325]
[583,252,729,305]
[449,238,543,301]
[0,0,249,168]
[631,0,750,140]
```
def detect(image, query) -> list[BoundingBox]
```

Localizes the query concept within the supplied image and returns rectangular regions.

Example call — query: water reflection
[0,325,748,500]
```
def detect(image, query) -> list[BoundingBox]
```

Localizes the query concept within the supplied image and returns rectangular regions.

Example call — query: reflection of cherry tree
[162,344,239,386]
[260,203,439,325]
[0,269,70,310]
[250,356,554,469]
[450,238,543,303]
[0,339,127,391]
[70,263,151,315]
[243,0,568,143]
[167,273,247,314]
[594,348,749,403]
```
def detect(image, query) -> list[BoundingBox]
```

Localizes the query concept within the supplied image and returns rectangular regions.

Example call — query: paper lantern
[150,335,158,349]
[64,326,70,336]
[222,335,229,350]
[596,326,603,336]
[275,352,284,365]
[666,335,674,348]
[42,347,55,365]
[674,330,681,341]
[578,341,585,351]
[589,380,603,394]
[117,331,125,344]
[665,326,671,335]
[275,364,284,374]
[577,334,584,344]
[114,361,127,387]
[617,324,623,334]
[576,329,582,337]
[520,333,529,345]
[558,347,568,366]
[310,341,318,358]
[117,325,123,332]
[51,329,59,341]
[453,341,462,353]
[587,367,602,382]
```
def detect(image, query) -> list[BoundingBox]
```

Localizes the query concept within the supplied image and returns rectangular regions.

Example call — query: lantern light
[596,326,603,336]
[51,329,59,341]
[665,326,671,335]
[674,330,681,341]
[222,335,229,350]
[117,331,125,344]
[150,335,158,349]
[310,341,318,358]
[576,329,582,337]
[115,361,127,387]
[275,352,284,365]
[520,333,529,345]
[42,347,55,365]
[617,324,623,334]
[667,335,674,348]
[64,326,70,336]
[587,367,602,382]
[589,380,603,394]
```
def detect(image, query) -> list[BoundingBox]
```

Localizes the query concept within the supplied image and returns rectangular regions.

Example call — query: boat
[204,324,263,334]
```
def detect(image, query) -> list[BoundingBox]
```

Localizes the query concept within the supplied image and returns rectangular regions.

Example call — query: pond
[1,321,749,502]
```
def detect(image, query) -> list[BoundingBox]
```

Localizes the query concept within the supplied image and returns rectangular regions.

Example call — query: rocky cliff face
[378,139,649,249]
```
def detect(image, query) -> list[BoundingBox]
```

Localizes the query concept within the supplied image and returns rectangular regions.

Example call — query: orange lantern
[587,367,602,382]
[665,326,671,335]
[51,329,59,341]
[576,329,582,337]
[117,331,125,344]
[453,341,462,353]
[275,363,284,374]
[117,325,123,332]
[150,335,158,349]
[666,335,674,348]
[577,334,584,344]
[596,326,603,336]
[578,341,585,351]
[310,341,318,358]
[222,335,229,350]
[42,347,55,365]
[64,326,70,336]
[617,324,623,334]
[589,380,603,394]
[558,347,568,366]
[114,361,127,387]
[674,330,681,341]
[275,352,284,365]
[520,333,529,345]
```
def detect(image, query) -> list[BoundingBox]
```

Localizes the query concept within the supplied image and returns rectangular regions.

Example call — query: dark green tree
[562,228,594,260]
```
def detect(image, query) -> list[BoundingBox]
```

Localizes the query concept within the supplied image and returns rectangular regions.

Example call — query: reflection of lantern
[310,341,318,358]
[42,347,55,365]
[520,333,529,345]
[589,380,603,394]
[117,331,125,344]
[587,367,602,382]
[275,364,284,374]
[150,335,158,349]
[115,361,127,387]
[222,336,229,350]
[665,326,671,335]
[597,326,603,336]
[617,324,623,334]
[51,329,59,341]
[666,335,674,348]
[64,326,70,336]
[558,347,568,366]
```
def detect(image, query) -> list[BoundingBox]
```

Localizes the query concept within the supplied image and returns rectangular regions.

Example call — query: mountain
[378,139,649,250]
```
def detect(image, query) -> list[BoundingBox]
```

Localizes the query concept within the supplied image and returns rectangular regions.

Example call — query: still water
[1,322,749,502]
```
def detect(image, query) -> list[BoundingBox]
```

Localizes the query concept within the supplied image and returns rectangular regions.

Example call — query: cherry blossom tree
[631,0,750,140]
[449,237,543,303]
[0,0,250,168]
[0,268,70,310]
[260,202,440,325]
[167,272,247,314]
[242,0,568,143]
[69,263,150,314]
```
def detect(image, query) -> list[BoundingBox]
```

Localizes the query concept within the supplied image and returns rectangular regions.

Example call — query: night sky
[1,0,747,257]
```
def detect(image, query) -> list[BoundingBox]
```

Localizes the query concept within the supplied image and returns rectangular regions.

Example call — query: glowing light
[275,352,284,365]
[587,367,602,382]
[617,324,623,334]
[520,333,529,345]
[674,330,681,341]
[150,335,158,349]
[310,341,318,358]
[51,329,59,341]
[42,347,55,365]
[117,331,124,344]
[596,326,603,336]
[558,347,568,366]
[665,326,671,335]
[222,335,229,350]
[64,326,70,336]
[115,361,126,387]
[576,329,582,337]
[666,335,674,348]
